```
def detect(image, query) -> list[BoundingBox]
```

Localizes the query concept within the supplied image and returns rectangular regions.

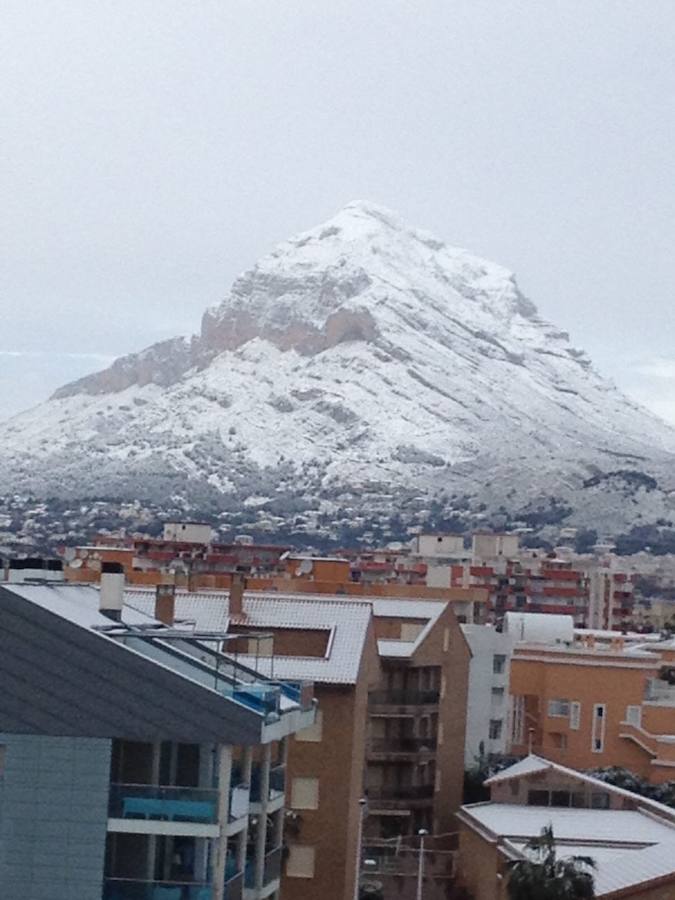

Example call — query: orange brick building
[507,622,675,784]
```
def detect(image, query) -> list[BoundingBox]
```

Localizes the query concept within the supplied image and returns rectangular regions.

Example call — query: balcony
[108,784,219,825]
[104,879,211,900]
[366,784,435,810]
[367,738,437,759]
[368,690,440,714]
[224,872,243,900]
[244,847,283,890]
[250,764,285,805]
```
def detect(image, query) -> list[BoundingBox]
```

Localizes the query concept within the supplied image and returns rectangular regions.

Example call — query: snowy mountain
[2,201,675,545]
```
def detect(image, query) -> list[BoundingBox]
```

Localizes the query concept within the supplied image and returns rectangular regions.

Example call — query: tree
[507,826,595,899]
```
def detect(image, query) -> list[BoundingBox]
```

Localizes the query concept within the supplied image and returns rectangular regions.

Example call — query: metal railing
[368,738,437,755]
[367,785,435,801]
[104,879,212,899]
[108,784,219,824]
[263,846,283,884]
[368,689,440,706]
[250,764,285,803]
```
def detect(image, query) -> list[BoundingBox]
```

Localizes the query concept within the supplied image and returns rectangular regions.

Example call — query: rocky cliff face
[3,202,675,544]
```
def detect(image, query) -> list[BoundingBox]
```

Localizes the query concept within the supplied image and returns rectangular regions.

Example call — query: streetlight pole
[416,828,428,900]
[354,797,368,900]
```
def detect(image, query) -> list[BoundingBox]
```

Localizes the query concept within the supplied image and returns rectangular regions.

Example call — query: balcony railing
[104,879,212,899]
[223,872,243,900]
[367,784,435,802]
[263,846,283,884]
[229,783,250,822]
[108,784,219,824]
[368,738,437,755]
[244,847,283,889]
[250,764,285,803]
[369,690,440,706]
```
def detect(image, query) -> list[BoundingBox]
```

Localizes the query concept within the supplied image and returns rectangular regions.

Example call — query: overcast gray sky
[1,0,674,423]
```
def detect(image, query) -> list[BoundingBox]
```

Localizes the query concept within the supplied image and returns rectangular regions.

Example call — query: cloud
[0,350,115,362]
[631,358,675,380]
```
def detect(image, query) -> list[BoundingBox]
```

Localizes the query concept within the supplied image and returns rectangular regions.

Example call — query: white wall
[163,522,213,544]
[413,533,466,559]
[461,625,514,766]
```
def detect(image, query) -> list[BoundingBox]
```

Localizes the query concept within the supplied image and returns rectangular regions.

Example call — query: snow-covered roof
[370,599,446,618]
[6,581,153,629]
[377,639,416,657]
[484,755,551,783]
[460,803,675,897]
[125,588,373,685]
[485,754,675,818]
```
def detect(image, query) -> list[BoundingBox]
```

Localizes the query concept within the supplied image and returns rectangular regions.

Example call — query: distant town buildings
[5,525,675,899]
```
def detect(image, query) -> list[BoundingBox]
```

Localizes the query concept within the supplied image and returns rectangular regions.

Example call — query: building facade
[0,572,315,900]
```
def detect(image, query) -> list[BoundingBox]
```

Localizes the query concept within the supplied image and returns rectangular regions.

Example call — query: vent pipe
[100,561,125,621]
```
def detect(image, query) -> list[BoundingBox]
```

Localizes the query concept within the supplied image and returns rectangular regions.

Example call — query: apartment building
[461,624,514,765]
[0,567,315,900]
[457,754,675,900]
[121,586,474,890]
[59,533,488,623]
[365,598,471,837]
[421,533,638,627]
[504,613,675,782]
[124,586,379,900]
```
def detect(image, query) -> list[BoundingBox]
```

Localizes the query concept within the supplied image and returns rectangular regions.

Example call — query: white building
[461,624,515,765]
[410,532,468,560]
[162,521,214,543]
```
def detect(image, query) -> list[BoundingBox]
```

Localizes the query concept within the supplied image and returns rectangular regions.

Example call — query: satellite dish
[70,558,83,569]
[298,559,313,575]
[63,547,76,562]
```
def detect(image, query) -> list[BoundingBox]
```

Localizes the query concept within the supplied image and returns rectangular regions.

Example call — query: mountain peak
[5,204,675,549]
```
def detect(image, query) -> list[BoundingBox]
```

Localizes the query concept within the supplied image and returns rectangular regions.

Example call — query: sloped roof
[485,754,675,818]
[460,802,675,897]
[484,755,551,783]
[125,588,373,685]
[0,582,269,744]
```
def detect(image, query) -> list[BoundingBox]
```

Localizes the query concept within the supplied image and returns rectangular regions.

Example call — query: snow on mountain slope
[2,202,675,541]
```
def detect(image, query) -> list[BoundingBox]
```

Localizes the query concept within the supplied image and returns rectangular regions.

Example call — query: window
[570,701,581,730]
[548,699,570,717]
[591,792,610,809]
[493,654,506,675]
[296,710,323,743]
[290,777,319,810]
[491,687,505,705]
[489,719,503,740]
[443,628,450,652]
[592,704,606,753]
[286,845,315,878]
[551,790,571,807]
[527,790,549,806]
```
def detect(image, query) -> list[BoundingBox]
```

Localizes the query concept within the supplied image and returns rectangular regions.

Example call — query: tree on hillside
[507,826,595,899]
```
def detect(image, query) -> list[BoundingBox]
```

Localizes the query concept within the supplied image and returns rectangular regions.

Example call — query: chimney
[100,561,125,621]
[229,571,247,619]
[155,580,176,626]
